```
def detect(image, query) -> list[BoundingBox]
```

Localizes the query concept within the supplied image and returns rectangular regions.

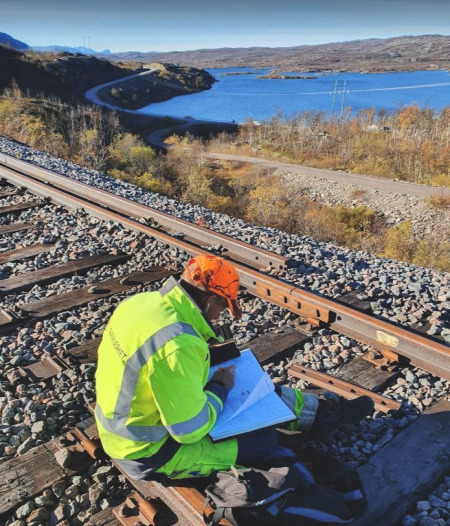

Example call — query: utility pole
[82,36,92,50]
[340,80,348,117]
[331,80,338,118]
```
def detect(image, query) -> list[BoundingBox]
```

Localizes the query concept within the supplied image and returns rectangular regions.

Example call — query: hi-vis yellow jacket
[95,277,225,461]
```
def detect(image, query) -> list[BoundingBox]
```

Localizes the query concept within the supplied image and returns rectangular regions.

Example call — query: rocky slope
[0,46,132,102]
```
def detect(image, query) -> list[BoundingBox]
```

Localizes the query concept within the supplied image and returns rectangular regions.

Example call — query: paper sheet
[208,349,295,440]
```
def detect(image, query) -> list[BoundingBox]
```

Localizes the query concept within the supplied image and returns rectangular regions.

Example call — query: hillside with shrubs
[0,85,448,271]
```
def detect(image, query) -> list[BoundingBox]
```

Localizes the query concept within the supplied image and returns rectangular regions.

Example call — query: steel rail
[0,153,286,271]
[1,156,450,381]
[287,364,402,412]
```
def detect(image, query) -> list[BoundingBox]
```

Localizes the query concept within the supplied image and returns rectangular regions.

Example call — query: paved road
[84,69,190,111]
[84,71,152,111]
[202,152,450,199]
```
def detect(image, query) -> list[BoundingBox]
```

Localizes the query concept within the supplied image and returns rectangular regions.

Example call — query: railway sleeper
[2,156,449,380]
[3,399,449,526]
[8,325,310,386]
[0,267,175,335]
[288,363,402,413]
[80,417,224,526]
[0,419,160,525]
[0,242,55,265]
[0,187,21,198]
[82,393,450,526]
[7,355,68,384]
[0,222,36,236]
[340,290,448,347]
[0,421,97,521]
[353,398,450,525]
[2,153,288,272]
[338,290,373,313]
[111,491,162,526]
[9,323,399,415]
[0,200,45,217]
[0,251,131,296]
[88,506,122,526]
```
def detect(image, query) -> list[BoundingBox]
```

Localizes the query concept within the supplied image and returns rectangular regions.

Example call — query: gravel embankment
[280,170,450,237]
[0,136,449,525]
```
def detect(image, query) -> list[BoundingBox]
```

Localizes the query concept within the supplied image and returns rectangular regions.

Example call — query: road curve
[84,71,152,111]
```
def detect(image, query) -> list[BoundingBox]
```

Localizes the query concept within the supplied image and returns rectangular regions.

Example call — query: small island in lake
[256,72,317,80]
[219,71,263,76]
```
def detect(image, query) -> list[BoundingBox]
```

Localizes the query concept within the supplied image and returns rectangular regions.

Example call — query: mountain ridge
[0,32,29,50]
[1,31,449,74]
[106,34,450,72]
[32,45,112,55]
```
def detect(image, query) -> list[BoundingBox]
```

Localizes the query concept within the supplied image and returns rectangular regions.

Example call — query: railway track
[1,153,448,379]
[0,153,449,525]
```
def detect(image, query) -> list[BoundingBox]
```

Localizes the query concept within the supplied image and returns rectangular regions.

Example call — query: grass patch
[425,192,450,210]
[350,188,368,200]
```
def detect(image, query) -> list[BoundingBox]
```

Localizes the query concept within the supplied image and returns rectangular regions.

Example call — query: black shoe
[312,391,375,434]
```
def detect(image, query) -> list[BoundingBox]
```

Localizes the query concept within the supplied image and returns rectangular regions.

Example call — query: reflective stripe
[114,321,200,418]
[297,392,319,431]
[166,402,210,437]
[157,387,223,438]
[206,392,223,417]
[282,506,353,523]
[280,385,298,412]
[96,403,168,442]
[99,321,201,442]
[281,387,319,432]
[159,276,178,297]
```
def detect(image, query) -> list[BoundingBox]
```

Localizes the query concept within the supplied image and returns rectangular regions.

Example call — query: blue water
[138,69,450,123]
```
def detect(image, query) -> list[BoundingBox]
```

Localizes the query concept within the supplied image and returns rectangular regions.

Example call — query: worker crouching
[95,255,374,481]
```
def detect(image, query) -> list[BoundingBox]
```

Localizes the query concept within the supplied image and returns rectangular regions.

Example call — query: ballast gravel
[402,475,450,526]
[1,136,448,341]
[0,136,449,524]
[5,457,131,526]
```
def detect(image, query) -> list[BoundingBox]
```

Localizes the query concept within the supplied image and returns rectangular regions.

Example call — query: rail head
[1,154,449,381]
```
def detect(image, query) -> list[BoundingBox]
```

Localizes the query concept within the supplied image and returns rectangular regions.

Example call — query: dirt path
[202,152,450,199]
[146,127,449,200]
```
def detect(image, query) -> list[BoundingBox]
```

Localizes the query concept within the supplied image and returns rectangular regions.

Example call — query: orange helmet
[182,255,242,319]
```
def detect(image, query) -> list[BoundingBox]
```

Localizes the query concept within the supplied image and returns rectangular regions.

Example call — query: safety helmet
[182,255,242,319]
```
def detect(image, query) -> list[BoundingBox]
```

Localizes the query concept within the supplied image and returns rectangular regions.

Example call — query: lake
[138,68,450,123]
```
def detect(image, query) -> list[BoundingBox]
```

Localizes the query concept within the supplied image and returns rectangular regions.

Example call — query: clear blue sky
[2,0,450,52]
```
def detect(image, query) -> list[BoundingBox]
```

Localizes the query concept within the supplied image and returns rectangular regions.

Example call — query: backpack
[203,450,367,526]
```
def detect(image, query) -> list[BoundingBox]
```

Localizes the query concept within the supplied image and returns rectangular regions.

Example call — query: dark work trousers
[236,426,298,467]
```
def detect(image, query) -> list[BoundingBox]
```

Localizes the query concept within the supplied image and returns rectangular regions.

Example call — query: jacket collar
[159,276,222,343]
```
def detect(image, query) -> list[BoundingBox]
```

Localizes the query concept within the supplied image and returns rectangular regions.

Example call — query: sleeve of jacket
[148,336,228,444]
